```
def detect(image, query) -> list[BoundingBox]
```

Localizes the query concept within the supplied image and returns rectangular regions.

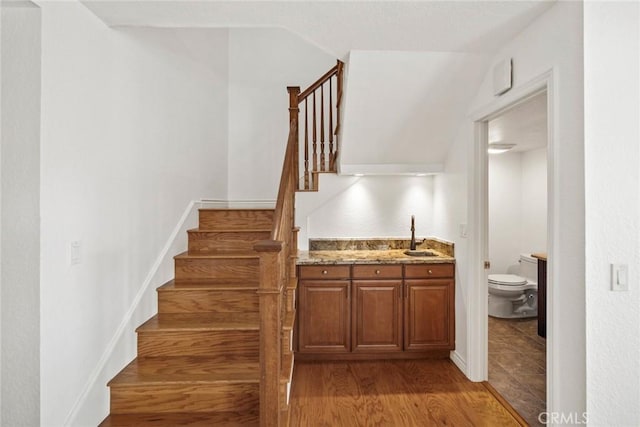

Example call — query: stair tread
[158,279,258,292]
[136,313,259,332]
[198,208,274,212]
[99,412,258,427]
[188,228,271,233]
[109,356,259,386]
[175,251,259,259]
[172,278,260,287]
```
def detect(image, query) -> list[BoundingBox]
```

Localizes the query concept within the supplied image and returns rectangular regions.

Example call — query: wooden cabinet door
[352,281,403,353]
[298,281,351,353]
[404,280,454,351]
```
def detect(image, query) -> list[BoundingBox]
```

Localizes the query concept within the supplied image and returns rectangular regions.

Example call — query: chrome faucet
[410,215,417,250]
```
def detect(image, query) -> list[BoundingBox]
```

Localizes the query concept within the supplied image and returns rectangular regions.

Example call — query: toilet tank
[519,254,538,282]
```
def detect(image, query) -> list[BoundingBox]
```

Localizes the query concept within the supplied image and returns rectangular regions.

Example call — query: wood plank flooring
[289,359,526,426]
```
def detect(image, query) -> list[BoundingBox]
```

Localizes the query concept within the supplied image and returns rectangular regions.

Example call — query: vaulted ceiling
[82,1,555,58]
[80,0,555,173]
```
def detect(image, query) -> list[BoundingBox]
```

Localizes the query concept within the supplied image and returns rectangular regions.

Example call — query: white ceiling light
[488,143,516,154]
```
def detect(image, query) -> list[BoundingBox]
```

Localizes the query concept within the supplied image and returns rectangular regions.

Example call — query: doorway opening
[466,70,554,427]
[486,90,548,425]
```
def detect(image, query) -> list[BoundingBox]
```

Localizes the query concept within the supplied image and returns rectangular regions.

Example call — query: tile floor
[488,316,546,426]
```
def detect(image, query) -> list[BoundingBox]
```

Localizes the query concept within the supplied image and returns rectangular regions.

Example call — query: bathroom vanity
[296,238,455,360]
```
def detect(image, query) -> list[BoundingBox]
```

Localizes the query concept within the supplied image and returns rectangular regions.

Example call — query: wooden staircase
[101,60,342,426]
[101,208,288,426]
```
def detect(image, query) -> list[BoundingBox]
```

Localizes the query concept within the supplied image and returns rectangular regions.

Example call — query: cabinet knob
[375,270,381,275]
[428,269,433,275]
[322,270,328,275]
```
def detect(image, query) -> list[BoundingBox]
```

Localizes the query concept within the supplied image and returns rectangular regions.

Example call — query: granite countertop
[297,237,455,265]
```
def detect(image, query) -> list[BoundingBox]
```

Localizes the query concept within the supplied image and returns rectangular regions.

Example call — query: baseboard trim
[64,198,277,425]
[450,350,468,377]
[63,199,200,426]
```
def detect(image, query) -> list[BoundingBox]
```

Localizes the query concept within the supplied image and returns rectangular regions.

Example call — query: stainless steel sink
[403,250,437,257]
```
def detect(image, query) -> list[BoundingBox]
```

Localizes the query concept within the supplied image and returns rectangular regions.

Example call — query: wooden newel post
[287,87,300,190]
[255,239,284,427]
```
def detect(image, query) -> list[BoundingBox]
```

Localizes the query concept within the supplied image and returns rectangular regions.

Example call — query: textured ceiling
[81,0,556,57]
[489,91,548,153]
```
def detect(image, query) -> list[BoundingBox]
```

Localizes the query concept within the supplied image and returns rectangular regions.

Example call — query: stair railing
[254,119,297,427]
[255,61,344,426]
[288,60,344,191]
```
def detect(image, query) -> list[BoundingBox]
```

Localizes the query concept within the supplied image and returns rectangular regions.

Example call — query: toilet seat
[488,274,527,286]
[488,274,536,292]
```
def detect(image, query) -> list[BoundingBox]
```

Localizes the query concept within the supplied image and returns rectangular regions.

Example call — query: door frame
[466,69,555,408]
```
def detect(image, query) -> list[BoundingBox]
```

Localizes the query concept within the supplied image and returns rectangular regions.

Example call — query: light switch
[70,241,81,265]
[611,263,629,291]
[459,224,468,239]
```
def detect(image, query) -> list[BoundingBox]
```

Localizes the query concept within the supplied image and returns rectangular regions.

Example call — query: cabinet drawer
[299,265,351,280]
[404,263,454,279]
[352,264,402,279]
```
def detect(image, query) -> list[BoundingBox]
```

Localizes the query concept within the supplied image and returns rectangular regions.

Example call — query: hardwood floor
[488,316,546,427]
[289,359,526,426]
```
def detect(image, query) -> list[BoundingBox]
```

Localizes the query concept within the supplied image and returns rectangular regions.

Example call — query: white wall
[489,148,547,275]
[521,148,547,255]
[488,152,523,274]
[340,50,489,175]
[1,3,41,426]
[433,1,585,417]
[227,28,335,200]
[297,174,434,249]
[432,124,469,365]
[584,2,640,425]
[38,4,229,425]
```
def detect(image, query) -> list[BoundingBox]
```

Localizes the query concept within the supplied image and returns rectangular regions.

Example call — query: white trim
[63,198,278,425]
[450,350,467,375]
[63,199,200,426]
[466,70,555,406]
[544,70,558,418]
[466,119,489,382]
[338,163,444,175]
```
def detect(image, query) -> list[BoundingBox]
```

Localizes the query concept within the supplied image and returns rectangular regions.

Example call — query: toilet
[488,253,538,318]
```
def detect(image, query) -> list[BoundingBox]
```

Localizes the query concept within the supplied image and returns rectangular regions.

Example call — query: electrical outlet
[459,224,468,238]
[611,263,629,291]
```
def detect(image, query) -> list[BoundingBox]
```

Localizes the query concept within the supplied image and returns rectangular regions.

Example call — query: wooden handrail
[294,60,344,189]
[271,120,297,240]
[256,61,343,426]
[298,63,339,101]
[255,120,298,426]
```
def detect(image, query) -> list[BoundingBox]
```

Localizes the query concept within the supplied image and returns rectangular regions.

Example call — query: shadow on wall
[296,174,436,250]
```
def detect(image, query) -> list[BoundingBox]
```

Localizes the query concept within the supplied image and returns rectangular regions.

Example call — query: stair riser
[138,330,259,357]
[188,231,271,253]
[99,412,260,426]
[110,383,259,414]
[199,210,274,231]
[175,258,259,280]
[158,289,259,314]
